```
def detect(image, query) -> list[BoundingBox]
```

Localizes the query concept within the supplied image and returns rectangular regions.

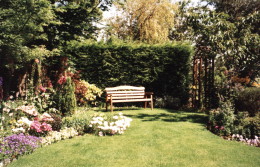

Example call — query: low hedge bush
[235,87,260,116]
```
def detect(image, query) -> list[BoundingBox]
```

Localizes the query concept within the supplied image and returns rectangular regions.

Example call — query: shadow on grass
[95,107,207,124]
[124,110,208,124]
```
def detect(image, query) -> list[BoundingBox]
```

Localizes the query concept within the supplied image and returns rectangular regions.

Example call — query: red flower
[57,76,67,85]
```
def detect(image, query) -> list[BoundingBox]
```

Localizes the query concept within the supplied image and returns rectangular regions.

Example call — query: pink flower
[215,126,219,129]
[220,126,225,130]
[40,122,52,132]
[39,85,46,92]
[30,121,42,133]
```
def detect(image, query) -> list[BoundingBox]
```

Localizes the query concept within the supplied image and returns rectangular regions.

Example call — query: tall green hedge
[66,41,193,106]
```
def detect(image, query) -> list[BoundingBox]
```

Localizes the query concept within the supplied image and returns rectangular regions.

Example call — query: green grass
[10,109,260,167]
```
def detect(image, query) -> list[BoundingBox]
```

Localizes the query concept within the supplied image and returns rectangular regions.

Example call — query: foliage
[0,0,59,99]
[235,87,260,116]
[209,103,260,138]
[206,0,260,18]
[48,113,62,132]
[208,101,235,136]
[154,96,181,109]
[75,80,103,106]
[105,0,178,43]
[0,133,41,163]
[54,77,77,116]
[173,2,259,79]
[243,113,260,138]
[62,112,91,135]
[67,41,193,106]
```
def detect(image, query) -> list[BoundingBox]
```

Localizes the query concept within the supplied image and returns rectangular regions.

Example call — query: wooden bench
[105,85,153,112]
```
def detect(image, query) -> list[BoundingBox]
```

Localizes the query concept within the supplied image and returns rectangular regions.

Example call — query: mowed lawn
[10,109,260,167]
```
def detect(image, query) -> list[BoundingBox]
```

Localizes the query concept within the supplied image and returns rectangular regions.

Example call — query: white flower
[104,121,108,126]
[113,115,119,119]
[110,122,115,126]
[12,127,25,133]
[98,131,103,136]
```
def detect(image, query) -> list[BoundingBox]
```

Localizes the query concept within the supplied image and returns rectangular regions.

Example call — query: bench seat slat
[107,93,145,96]
[106,91,144,94]
[112,99,152,103]
[105,86,145,91]
[108,96,146,100]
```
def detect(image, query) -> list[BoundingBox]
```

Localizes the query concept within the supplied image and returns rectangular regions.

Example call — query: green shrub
[243,113,260,138]
[235,87,260,116]
[55,77,77,116]
[66,41,193,107]
[62,113,92,135]
[208,101,235,136]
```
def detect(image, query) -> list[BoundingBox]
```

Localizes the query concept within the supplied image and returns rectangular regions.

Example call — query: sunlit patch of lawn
[10,109,260,167]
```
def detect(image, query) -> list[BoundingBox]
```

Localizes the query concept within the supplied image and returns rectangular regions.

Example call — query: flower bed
[1,107,133,166]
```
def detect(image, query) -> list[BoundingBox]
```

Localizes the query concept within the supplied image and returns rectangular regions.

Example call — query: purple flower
[0,133,42,160]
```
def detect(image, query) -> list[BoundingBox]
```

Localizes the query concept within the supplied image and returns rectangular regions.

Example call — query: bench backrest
[105,85,145,100]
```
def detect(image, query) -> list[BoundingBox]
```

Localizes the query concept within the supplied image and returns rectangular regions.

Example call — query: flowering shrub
[0,100,28,135]
[29,118,52,136]
[0,133,41,163]
[208,101,235,136]
[231,134,260,147]
[41,127,78,146]
[88,112,132,136]
[75,80,102,106]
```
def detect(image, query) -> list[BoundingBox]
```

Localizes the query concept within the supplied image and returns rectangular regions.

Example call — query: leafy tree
[0,0,113,99]
[206,0,260,18]
[171,2,259,79]
[105,0,178,43]
[45,0,110,50]
[0,0,58,98]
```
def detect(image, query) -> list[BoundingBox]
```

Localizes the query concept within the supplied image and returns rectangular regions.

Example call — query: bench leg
[150,101,153,110]
[110,101,113,112]
[144,102,147,109]
[151,95,153,110]
[106,102,108,111]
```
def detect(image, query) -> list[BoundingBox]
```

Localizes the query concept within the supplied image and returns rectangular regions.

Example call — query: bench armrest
[145,92,153,95]
[106,94,112,102]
